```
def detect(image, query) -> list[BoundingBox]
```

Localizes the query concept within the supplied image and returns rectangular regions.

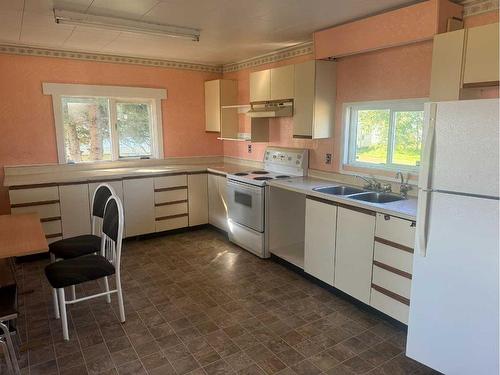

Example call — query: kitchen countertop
[268,176,417,220]
[3,163,249,187]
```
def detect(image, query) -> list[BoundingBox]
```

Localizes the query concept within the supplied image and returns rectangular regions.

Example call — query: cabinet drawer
[41,219,62,236]
[154,175,187,189]
[155,202,188,218]
[373,242,413,274]
[370,288,409,324]
[375,213,415,249]
[372,265,411,299]
[9,186,59,205]
[11,203,61,219]
[155,188,187,204]
[155,215,188,232]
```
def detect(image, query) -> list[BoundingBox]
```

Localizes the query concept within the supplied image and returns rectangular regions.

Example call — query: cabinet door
[123,178,155,237]
[429,29,465,101]
[293,60,315,137]
[463,23,499,85]
[59,184,91,238]
[188,173,208,226]
[270,65,294,100]
[205,80,221,132]
[334,206,375,304]
[304,198,337,285]
[250,70,271,102]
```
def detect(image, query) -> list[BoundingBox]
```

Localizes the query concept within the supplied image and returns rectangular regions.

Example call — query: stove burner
[234,172,249,176]
[253,176,273,181]
[252,171,269,174]
[275,175,291,179]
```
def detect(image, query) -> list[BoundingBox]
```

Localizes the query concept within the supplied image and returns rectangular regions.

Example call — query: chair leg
[0,323,21,375]
[57,289,69,341]
[103,277,111,304]
[1,339,14,375]
[70,285,76,301]
[50,254,60,319]
[116,275,125,323]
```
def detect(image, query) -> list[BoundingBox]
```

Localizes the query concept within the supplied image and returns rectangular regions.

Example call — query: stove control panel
[264,147,309,175]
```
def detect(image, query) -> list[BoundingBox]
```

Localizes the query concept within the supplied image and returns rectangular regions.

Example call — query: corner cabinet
[334,206,376,304]
[293,60,336,139]
[208,173,228,231]
[304,197,337,285]
[204,79,238,135]
[188,173,209,226]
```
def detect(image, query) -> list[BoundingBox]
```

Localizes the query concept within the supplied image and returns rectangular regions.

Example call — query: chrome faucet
[356,175,382,191]
[396,171,412,198]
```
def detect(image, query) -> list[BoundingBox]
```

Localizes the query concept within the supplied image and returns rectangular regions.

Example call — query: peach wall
[223,41,433,173]
[0,54,222,214]
[464,10,499,27]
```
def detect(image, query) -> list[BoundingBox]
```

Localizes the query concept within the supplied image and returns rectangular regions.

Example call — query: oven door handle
[227,179,264,193]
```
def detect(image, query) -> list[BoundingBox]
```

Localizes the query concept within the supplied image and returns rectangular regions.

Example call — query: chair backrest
[100,195,124,269]
[91,184,116,235]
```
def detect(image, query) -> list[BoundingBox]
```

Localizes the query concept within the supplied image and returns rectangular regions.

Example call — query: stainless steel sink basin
[348,192,405,203]
[313,185,366,195]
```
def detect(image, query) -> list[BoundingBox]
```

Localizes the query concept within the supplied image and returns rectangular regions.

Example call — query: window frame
[341,98,427,175]
[43,83,167,164]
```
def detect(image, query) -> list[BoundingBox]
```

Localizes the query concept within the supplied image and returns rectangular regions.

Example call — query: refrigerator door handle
[417,189,431,257]
[419,103,437,190]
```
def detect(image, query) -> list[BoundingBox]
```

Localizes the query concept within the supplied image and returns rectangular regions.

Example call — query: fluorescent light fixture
[54,9,200,42]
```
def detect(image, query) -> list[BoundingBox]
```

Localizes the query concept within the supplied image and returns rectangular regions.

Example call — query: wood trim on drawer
[462,81,499,89]
[154,186,187,193]
[293,135,313,139]
[337,203,376,216]
[155,200,188,207]
[154,172,188,178]
[40,216,61,223]
[372,283,410,306]
[306,195,337,206]
[187,171,207,175]
[374,236,414,253]
[11,200,60,208]
[9,183,59,190]
[155,213,188,221]
[373,260,412,280]
[46,233,63,239]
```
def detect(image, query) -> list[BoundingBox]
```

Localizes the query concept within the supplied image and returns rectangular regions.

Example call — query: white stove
[226,147,309,258]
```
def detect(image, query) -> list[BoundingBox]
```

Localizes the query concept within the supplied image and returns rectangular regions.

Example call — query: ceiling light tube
[54,9,200,42]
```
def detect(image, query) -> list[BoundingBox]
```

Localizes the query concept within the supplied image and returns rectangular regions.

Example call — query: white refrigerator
[406,99,499,375]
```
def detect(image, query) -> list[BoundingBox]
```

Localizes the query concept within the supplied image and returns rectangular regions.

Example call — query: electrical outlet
[247,144,252,153]
[325,153,332,164]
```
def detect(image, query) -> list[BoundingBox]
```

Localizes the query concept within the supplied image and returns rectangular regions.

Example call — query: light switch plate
[325,153,332,164]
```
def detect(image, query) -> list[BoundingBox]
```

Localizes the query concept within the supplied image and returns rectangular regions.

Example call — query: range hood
[246,99,293,118]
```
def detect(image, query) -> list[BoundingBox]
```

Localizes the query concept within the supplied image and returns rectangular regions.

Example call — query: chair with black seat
[49,183,115,318]
[45,195,126,341]
[0,276,20,375]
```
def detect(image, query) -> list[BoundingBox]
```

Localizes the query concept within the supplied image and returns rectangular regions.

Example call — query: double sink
[313,185,405,204]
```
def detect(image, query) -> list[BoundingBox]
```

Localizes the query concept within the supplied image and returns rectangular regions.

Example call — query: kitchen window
[43,83,167,163]
[343,99,426,173]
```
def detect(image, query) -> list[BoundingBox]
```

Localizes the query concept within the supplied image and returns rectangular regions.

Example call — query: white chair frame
[50,183,117,319]
[56,195,125,341]
[0,322,20,375]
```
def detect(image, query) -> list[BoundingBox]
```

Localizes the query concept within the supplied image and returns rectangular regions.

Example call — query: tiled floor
[5,228,439,375]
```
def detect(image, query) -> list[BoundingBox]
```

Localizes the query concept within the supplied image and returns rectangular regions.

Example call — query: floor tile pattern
[3,228,440,375]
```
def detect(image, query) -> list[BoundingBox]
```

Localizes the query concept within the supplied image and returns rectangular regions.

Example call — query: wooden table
[0,213,48,259]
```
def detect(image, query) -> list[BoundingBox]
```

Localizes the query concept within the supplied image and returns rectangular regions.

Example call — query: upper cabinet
[294,60,336,139]
[250,70,271,102]
[430,23,499,101]
[204,79,238,133]
[249,66,294,102]
[463,22,499,86]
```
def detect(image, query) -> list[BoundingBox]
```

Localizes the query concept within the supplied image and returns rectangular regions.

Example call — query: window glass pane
[392,111,424,166]
[116,102,152,158]
[62,97,111,162]
[355,109,390,165]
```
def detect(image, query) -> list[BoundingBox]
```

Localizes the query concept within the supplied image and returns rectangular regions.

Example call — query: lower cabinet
[334,206,376,304]
[88,180,124,206]
[59,184,91,239]
[304,197,337,285]
[188,173,209,226]
[208,173,228,231]
[123,177,155,237]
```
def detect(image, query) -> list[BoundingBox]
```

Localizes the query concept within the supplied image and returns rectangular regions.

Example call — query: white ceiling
[0,0,423,65]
